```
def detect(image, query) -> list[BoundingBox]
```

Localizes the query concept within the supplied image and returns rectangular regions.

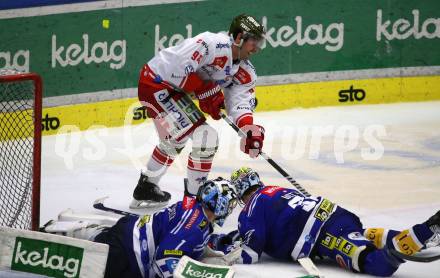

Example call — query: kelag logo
[0,49,30,72]
[182,261,229,278]
[338,85,366,102]
[11,237,84,278]
[51,34,126,69]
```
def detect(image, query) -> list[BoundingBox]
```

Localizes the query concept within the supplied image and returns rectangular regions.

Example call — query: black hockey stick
[390,248,440,263]
[93,197,140,217]
[152,76,311,197]
[219,112,311,197]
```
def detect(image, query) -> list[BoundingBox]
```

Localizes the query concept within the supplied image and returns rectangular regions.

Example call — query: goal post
[0,69,42,231]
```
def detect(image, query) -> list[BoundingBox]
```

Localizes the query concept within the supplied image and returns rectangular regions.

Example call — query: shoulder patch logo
[210,56,228,69]
[137,215,151,228]
[234,67,252,84]
[182,196,196,210]
[261,186,284,197]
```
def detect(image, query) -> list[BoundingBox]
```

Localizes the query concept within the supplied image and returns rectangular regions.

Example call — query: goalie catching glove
[202,242,243,266]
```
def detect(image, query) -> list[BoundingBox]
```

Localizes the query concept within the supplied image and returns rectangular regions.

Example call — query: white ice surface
[41,101,440,277]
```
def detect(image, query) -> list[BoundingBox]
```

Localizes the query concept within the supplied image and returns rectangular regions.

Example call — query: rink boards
[34,74,440,136]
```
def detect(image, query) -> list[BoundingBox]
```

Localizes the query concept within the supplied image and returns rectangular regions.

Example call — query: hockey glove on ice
[240,124,265,158]
[195,81,225,120]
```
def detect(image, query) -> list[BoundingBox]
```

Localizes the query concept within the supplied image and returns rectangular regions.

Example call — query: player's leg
[364,210,440,253]
[186,123,219,195]
[131,137,187,208]
[43,215,144,278]
[314,208,403,277]
[315,209,440,277]
[134,70,205,207]
[93,216,144,278]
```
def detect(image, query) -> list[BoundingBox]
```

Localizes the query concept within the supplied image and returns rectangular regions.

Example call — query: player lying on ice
[208,167,440,277]
[42,178,238,278]
[132,14,266,208]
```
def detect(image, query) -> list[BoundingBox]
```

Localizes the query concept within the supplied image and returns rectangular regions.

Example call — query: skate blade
[129,198,169,209]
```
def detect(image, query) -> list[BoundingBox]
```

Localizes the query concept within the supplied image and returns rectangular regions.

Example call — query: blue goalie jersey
[238,186,337,263]
[122,196,213,278]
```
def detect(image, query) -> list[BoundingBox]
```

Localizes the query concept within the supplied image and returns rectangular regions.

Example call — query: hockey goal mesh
[0,69,42,231]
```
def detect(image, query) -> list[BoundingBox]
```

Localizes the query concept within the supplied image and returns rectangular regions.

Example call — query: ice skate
[130,173,171,208]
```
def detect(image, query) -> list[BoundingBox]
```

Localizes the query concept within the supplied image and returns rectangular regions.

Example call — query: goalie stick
[151,75,311,197]
[93,197,140,217]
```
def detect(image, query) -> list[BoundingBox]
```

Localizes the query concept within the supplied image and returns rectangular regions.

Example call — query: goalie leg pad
[42,220,108,241]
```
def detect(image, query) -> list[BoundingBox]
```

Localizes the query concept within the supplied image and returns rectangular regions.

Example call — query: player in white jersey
[132,14,266,208]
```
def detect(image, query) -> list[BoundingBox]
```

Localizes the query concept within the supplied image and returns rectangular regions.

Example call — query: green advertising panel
[0,0,439,98]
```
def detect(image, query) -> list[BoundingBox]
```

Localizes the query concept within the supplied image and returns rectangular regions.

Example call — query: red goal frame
[0,72,42,231]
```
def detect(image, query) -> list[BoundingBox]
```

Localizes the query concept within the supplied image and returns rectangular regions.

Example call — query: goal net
[0,69,42,231]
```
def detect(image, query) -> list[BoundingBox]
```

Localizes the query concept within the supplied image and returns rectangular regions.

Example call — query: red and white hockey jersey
[147,31,257,127]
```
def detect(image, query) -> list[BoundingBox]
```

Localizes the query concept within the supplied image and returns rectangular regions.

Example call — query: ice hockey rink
[40,101,440,277]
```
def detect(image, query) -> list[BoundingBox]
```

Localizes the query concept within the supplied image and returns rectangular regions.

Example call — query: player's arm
[171,34,224,120]
[224,65,264,157]
[237,223,266,264]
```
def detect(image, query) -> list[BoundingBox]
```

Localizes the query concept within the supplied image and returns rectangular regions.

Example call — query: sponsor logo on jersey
[11,237,84,278]
[171,73,187,79]
[249,98,257,110]
[364,228,385,249]
[185,65,195,74]
[224,65,231,76]
[236,105,251,111]
[154,90,195,138]
[335,237,357,257]
[347,232,366,241]
[314,199,335,222]
[196,39,210,55]
[234,67,252,84]
[198,219,208,230]
[185,209,200,229]
[209,56,228,69]
[137,215,151,228]
[183,196,196,210]
[321,233,337,249]
[165,258,179,272]
[393,229,422,255]
[260,186,284,197]
[243,229,255,246]
[168,204,177,220]
[164,249,183,256]
[216,43,230,49]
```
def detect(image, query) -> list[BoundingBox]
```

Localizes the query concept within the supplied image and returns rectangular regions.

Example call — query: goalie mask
[229,14,265,50]
[197,177,238,227]
[231,167,264,201]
